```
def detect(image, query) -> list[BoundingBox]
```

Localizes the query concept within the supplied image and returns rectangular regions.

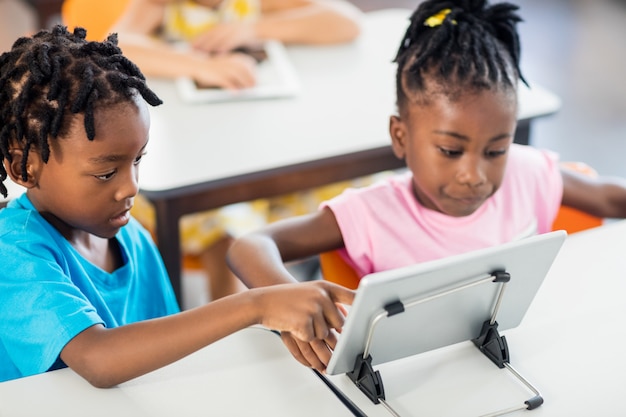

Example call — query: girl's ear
[4,148,41,189]
[389,115,408,160]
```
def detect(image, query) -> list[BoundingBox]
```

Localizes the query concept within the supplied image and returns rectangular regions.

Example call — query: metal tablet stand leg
[347,270,543,417]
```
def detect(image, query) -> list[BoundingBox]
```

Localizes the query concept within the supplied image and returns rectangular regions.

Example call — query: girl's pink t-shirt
[322,144,563,277]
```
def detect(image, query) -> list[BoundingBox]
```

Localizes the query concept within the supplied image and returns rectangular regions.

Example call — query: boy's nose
[115,170,139,201]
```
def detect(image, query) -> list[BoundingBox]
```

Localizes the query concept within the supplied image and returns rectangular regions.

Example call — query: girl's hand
[280,329,340,372]
[191,22,258,54]
[282,303,346,372]
[193,52,257,89]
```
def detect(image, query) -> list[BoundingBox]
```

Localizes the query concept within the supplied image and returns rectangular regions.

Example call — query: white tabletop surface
[0,327,353,417]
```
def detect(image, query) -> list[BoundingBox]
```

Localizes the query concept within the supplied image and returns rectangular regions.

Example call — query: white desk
[0,327,353,417]
[137,8,562,302]
[2,222,625,416]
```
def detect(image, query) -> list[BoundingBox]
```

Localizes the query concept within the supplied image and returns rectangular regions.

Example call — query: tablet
[326,230,566,375]
[175,40,299,104]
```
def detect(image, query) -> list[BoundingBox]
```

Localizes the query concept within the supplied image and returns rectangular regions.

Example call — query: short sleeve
[0,231,103,379]
[322,188,374,277]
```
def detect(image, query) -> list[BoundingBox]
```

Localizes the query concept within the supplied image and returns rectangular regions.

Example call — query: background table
[0,8,562,303]
[139,9,562,303]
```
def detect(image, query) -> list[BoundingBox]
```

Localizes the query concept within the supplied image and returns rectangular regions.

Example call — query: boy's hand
[253,281,354,370]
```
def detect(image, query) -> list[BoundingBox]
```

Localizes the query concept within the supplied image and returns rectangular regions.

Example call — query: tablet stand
[347,269,543,417]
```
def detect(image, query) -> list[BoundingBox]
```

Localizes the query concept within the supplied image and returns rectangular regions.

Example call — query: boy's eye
[95,171,116,181]
[438,147,463,158]
[134,152,146,165]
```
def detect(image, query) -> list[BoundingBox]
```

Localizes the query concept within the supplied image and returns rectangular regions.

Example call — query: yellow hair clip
[424,8,456,27]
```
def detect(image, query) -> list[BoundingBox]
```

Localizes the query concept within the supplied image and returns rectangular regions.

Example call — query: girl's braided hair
[394,0,526,108]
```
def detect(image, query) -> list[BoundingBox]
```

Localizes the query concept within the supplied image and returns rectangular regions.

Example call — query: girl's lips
[458,196,483,205]
[451,194,484,205]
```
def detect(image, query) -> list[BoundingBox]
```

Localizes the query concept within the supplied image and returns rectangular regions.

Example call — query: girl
[226,0,626,371]
[0,26,353,385]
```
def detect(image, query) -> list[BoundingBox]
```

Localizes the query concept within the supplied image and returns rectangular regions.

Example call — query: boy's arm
[61,280,353,388]
[561,167,626,219]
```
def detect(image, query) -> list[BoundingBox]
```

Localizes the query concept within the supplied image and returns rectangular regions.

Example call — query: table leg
[152,200,183,306]
[514,119,531,145]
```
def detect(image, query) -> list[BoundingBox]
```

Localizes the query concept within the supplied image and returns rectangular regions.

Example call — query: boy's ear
[389,115,408,160]
[4,148,41,189]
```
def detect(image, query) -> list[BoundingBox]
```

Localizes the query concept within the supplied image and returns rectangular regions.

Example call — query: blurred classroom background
[2,0,625,178]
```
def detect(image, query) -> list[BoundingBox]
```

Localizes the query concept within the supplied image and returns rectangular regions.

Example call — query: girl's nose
[456,157,486,187]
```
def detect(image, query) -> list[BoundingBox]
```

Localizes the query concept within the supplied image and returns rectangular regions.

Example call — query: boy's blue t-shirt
[0,193,180,382]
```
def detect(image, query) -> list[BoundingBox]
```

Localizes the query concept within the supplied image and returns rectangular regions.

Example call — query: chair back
[61,0,131,41]
[551,162,603,233]
[319,250,360,290]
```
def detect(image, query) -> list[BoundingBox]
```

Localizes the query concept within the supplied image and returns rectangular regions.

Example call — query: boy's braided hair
[0,25,162,198]
[394,0,526,108]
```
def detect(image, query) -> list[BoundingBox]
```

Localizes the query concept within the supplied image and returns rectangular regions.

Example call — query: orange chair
[61,0,131,41]
[321,162,603,289]
[551,162,603,233]
[319,249,360,290]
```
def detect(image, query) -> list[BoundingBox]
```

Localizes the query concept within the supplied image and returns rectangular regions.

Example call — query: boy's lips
[110,208,131,226]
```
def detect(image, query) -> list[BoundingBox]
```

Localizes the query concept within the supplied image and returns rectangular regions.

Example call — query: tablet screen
[326,230,566,375]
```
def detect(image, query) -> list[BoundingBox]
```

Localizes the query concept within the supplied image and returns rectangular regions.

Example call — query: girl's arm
[225,206,347,371]
[226,206,345,288]
[561,166,626,219]
[61,279,354,388]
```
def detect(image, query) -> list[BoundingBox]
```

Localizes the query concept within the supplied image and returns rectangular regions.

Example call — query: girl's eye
[438,147,463,158]
[95,171,116,181]
[485,149,507,158]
